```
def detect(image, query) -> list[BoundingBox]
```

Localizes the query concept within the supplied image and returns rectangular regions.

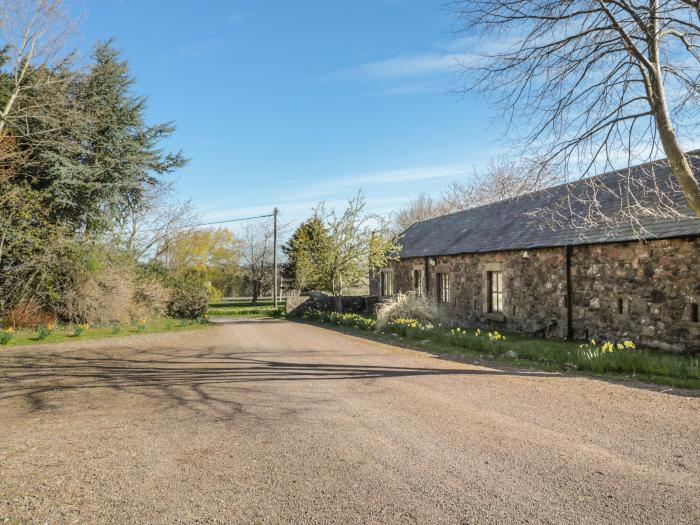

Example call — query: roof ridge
[404,150,700,232]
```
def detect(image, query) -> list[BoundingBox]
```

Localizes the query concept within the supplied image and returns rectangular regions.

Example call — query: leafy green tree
[162,228,242,291]
[282,215,332,291]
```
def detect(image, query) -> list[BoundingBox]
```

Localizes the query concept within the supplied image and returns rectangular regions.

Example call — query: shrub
[57,245,136,324]
[375,292,438,331]
[167,279,208,319]
[5,302,56,329]
[133,275,171,319]
[301,308,376,330]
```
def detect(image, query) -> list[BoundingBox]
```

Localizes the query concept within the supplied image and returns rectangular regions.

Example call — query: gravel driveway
[1,318,698,524]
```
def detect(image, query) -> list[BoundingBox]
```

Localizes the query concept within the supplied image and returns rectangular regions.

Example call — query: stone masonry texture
[373,237,700,353]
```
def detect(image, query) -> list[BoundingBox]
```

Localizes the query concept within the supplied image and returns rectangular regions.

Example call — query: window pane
[487,271,504,313]
[381,271,393,296]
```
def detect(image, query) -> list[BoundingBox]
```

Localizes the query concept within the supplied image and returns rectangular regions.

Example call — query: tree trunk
[251,281,259,306]
[654,106,700,218]
[645,9,700,218]
[331,274,343,313]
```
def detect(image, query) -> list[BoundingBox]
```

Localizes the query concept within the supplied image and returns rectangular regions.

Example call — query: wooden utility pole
[273,207,279,308]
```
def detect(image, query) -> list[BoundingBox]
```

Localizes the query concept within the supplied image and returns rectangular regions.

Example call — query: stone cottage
[371,155,700,353]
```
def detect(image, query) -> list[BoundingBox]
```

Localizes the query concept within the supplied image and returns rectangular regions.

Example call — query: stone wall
[286,294,378,316]
[569,238,700,352]
[375,236,700,353]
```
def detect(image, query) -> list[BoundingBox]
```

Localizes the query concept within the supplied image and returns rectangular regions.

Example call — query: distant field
[209,298,286,317]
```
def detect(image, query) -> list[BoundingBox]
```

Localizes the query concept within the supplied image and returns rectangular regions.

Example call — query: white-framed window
[413,269,424,294]
[437,273,450,303]
[487,271,503,313]
[380,270,394,297]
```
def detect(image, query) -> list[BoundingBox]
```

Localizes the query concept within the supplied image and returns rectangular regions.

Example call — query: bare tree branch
[451,0,700,222]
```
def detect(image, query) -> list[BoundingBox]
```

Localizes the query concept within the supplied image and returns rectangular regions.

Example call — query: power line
[142,212,275,232]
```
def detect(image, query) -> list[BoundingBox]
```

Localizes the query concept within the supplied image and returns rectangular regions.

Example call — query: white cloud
[282,162,474,204]
[329,37,516,95]
[346,52,473,80]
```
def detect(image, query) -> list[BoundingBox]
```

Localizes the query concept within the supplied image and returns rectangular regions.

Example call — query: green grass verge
[0,317,210,348]
[208,299,285,318]
[293,311,700,390]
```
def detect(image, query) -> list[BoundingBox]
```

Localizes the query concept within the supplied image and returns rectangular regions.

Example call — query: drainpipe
[565,245,573,339]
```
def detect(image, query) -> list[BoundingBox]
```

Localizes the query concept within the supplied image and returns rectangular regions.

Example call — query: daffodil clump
[385,318,435,335]
[0,327,15,346]
[301,308,377,331]
[579,338,636,355]
[37,323,55,340]
[449,326,505,343]
[487,330,506,342]
[73,323,90,338]
[137,318,148,332]
[389,318,435,331]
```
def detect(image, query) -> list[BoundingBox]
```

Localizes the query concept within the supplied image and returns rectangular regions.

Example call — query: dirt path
[1,318,698,524]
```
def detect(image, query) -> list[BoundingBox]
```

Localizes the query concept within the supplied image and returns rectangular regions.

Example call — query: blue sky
[79,0,504,227]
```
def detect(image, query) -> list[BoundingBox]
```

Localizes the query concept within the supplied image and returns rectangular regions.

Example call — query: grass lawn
[294,310,700,390]
[0,318,210,349]
[208,298,285,318]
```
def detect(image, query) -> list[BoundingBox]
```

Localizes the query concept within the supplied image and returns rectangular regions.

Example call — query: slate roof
[399,153,700,258]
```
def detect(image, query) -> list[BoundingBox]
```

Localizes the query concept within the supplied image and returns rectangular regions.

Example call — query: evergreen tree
[282,216,332,291]
[16,42,187,234]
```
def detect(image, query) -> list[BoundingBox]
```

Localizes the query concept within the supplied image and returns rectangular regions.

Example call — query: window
[413,269,424,294]
[437,273,450,303]
[380,270,394,297]
[692,303,699,323]
[617,298,624,315]
[487,271,503,313]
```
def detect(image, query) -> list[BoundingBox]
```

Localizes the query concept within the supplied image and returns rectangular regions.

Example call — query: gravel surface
[1,318,698,524]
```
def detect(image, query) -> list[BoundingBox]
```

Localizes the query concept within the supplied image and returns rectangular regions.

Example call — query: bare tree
[442,156,560,210]
[451,0,700,219]
[0,0,78,136]
[240,222,276,305]
[393,157,559,231]
[316,192,400,311]
[392,192,453,232]
[111,181,198,259]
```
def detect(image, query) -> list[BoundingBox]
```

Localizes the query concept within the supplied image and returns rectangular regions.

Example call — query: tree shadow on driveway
[0,346,557,414]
